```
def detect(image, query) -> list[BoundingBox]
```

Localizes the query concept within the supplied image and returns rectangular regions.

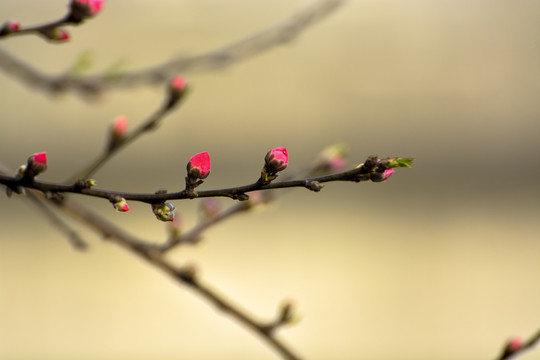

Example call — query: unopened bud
[508,338,523,351]
[277,300,301,326]
[68,0,104,23]
[75,179,97,189]
[111,197,130,212]
[0,21,20,36]
[165,76,189,109]
[107,116,128,150]
[312,143,347,174]
[260,147,288,184]
[265,147,288,173]
[152,202,176,222]
[371,168,394,182]
[42,28,70,42]
[186,152,211,186]
[22,152,48,179]
[500,337,523,359]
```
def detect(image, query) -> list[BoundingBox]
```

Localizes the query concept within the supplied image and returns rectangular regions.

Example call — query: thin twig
[25,191,88,250]
[65,98,178,183]
[0,0,345,97]
[162,200,252,251]
[496,329,540,360]
[52,195,302,360]
[0,156,411,205]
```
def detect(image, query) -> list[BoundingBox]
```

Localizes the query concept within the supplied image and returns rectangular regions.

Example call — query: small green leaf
[104,58,130,81]
[388,157,414,168]
[69,50,95,75]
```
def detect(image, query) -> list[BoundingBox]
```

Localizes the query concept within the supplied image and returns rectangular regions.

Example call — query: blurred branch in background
[0,0,344,98]
[496,329,540,360]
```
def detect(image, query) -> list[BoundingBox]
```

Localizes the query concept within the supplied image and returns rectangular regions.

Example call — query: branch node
[304,179,324,192]
[232,193,250,201]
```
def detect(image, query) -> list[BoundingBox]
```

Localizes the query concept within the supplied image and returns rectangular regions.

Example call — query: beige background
[1,0,539,359]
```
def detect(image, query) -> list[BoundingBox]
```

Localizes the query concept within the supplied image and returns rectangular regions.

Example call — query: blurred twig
[0,0,345,98]
[496,329,540,360]
[52,195,302,360]
[64,80,188,183]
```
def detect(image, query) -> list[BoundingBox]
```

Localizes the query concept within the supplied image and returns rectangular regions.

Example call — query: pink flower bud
[9,21,20,31]
[24,152,48,178]
[30,152,47,166]
[165,76,189,109]
[187,152,211,180]
[313,144,347,174]
[88,0,104,14]
[107,116,128,150]
[113,116,128,136]
[171,76,187,91]
[264,147,288,173]
[370,168,395,182]
[0,21,20,36]
[383,168,395,179]
[508,338,522,351]
[72,0,104,16]
[113,198,130,212]
[54,28,70,42]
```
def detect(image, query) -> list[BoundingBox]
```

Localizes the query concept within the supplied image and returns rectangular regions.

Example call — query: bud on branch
[185,152,211,197]
[260,147,288,185]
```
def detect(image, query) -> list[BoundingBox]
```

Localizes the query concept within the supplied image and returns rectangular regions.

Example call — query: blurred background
[1,0,539,359]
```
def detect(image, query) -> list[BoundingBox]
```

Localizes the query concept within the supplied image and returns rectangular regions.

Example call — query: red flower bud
[508,338,522,351]
[107,116,128,150]
[187,152,211,180]
[31,152,47,166]
[171,76,187,91]
[71,0,104,19]
[8,21,20,31]
[371,168,394,182]
[24,152,48,178]
[265,147,288,173]
[383,168,395,179]
[54,28,70,42]
[112,198,130,212]
[0,21,20,36]
[88,0,104,14]
[113,116,128,137]
[165,76,189,109]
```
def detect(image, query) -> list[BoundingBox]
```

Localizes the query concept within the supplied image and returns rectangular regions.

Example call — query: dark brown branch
[52,195,301,360]
[64,92,184,183]
[496,329,540,360]
[0,0,344,97]
[0,156,412,206]
[161,200,252,251]
[0,1,102,42]
[25,191,88,250]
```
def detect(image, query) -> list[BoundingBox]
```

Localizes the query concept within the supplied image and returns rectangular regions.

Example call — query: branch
[0,156,414,208]
[0,0,104,42]
[0,0,345,97]
[50,195,302,360]
[161,200,253,251]
[64,76,189,183]
[25,191,88,250]
[496,329,540,360]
